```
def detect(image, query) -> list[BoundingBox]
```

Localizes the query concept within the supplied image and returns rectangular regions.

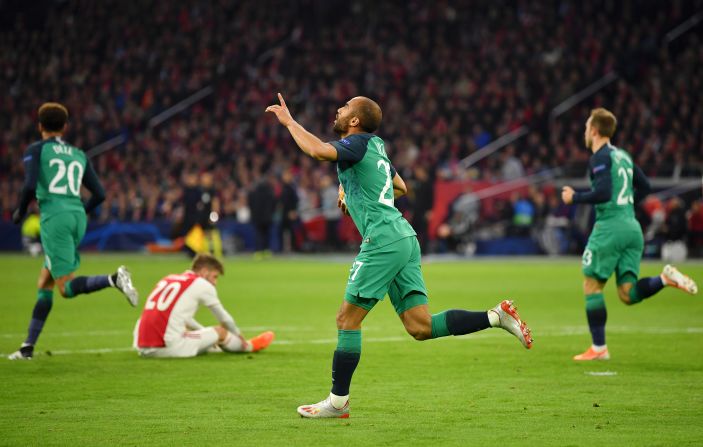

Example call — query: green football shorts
[40,211,87,278]
[344,236,428,315]
[582,219,644,284]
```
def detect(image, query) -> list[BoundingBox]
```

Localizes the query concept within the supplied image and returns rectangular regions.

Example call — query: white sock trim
[591,344,607,352]
[487,309,500,327]
[329,392,349,409]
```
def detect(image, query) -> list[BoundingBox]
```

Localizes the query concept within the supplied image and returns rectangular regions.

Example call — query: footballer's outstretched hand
[265,93,295,127]
[561,186,575,204]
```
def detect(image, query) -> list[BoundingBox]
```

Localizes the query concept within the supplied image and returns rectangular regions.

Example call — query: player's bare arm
[337,184,350,216]
[393,173,407,199]
[266,93,338,161]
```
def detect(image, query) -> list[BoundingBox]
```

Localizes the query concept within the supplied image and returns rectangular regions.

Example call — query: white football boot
[7,345,33,360]
[662,265,698,295]
[297,397,350,419]
[115,266,139,307]
[489,300,534,349]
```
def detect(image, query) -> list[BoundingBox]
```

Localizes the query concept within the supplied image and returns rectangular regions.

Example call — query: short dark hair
[191,254,224,275]
[354,97,382,133]
[38,102,69,132]
[590,108,617,138]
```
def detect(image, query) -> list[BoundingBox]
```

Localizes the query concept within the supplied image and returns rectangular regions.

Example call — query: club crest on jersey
[340,138,351,145]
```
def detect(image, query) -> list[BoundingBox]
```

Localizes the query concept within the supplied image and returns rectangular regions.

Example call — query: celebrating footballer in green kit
[562,108,698,361]
[8,103,139,361]
[266,93,533,418]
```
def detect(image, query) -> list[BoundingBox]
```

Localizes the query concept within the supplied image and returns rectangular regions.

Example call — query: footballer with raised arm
[562,108,697,361]
[266,93,533,418]
[8,102,138,360]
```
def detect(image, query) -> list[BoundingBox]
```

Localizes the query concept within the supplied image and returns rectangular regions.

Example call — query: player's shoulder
[29,138,86,157]
[189,275,218,295]
[63,139,87,158]
[590,144,613,164]
[23,140,44,156]
[336,133,377,148]
[344,133,376,143]
[612,145,633,162]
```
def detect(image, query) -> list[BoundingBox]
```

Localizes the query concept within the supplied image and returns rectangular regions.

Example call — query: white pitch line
[50,347,135,355]
[0,326,318,339]
[2,327,702,357]
[2,325,701,339]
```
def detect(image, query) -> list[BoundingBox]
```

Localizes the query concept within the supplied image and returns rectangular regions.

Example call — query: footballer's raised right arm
[266,93,338,161]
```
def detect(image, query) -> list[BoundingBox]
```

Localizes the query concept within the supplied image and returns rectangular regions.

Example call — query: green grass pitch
[0,253,702,446]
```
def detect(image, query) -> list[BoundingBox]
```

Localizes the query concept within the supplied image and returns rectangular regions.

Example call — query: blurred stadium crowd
[1,0,702,255]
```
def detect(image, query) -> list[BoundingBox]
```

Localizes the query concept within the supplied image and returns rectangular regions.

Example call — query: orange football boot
[573,346,610,361]
[249,331,275,352]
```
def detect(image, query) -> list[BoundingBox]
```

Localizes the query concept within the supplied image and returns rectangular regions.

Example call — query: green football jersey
[33,137,87,215]
[331,133,416,251]
[595,145,635,221]
[576,143,640,223]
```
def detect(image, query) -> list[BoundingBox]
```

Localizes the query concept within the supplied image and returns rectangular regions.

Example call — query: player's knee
[335,311,345,329]
[214,326,228,342]
[56,285,70,298]
[617,287,633,305]
[37,276,53,290]
[405,323,431,341]
[336,309,358,329]
[583,279,602,295]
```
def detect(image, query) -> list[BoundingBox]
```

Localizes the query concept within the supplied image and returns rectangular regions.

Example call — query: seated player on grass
[133,254,274,358]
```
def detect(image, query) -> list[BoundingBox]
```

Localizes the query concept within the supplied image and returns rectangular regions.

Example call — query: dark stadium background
[1,0,702,259]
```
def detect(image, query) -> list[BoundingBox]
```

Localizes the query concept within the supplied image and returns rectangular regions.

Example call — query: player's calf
[58,275,111,298]
[400,307,432,340]
[52,266,138,306]
[413,300,534,348]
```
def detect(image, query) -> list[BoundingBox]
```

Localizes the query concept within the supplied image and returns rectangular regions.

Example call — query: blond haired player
[562,108,697,361]
[134,254,274,358]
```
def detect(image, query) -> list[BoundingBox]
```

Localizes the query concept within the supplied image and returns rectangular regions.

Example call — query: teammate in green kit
[266,93,534,418]
[8,103,139,360]
[562,108,697,361]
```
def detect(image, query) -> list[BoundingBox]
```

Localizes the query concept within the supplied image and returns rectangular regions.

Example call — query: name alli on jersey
[52,144,73,156]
